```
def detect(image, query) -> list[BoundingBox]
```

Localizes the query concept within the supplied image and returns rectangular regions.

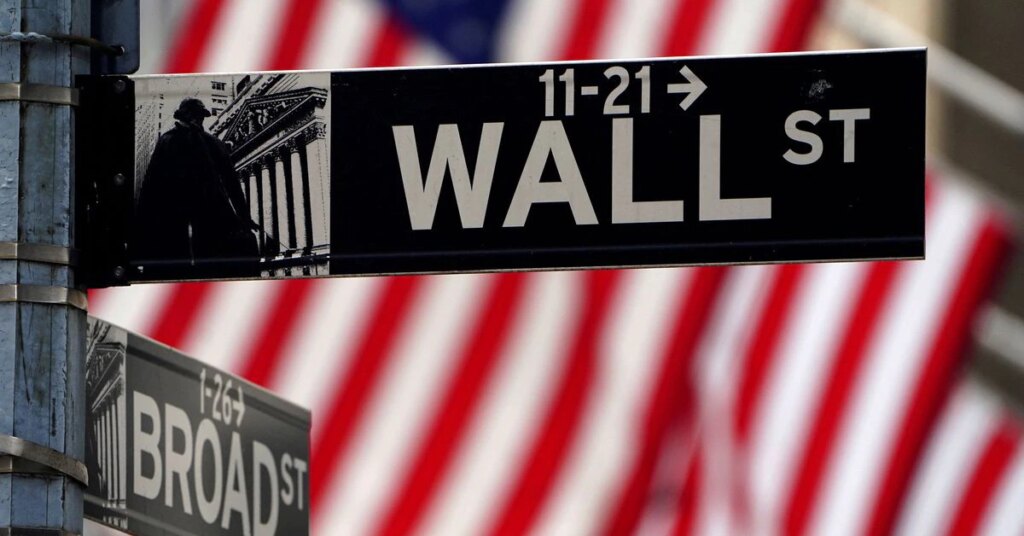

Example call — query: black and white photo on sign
[85,318,128,530]
[131,72,331,279]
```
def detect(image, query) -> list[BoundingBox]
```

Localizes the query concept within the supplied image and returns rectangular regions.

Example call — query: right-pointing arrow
[666,65,707,111]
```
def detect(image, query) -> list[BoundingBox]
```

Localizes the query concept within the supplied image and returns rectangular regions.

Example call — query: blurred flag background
[87,0,1024,534]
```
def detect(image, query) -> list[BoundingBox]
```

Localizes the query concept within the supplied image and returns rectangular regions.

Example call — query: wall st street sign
[78,48,925,286]
[84,317,310,536]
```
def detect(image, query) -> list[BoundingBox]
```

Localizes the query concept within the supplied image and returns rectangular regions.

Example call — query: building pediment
[219,87,328,157]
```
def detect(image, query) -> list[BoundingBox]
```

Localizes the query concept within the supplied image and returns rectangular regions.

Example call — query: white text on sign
[392,63,871,230]
[393,117,774,229]
[131,375,308,536]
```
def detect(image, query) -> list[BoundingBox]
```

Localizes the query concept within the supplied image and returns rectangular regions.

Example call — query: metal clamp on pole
[0,434,88,486]
[0,83,79,107]
[0,455,87,489]
[0,242,76,266]
[0,285,88,311]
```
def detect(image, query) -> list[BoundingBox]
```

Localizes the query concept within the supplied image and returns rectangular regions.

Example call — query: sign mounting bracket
[90,0,139,75]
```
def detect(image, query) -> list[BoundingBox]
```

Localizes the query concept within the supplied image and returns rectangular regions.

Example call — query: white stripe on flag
[533,268,694,535]
[202,0,289,72]
[496,0,581,62]
[138,0,186,74]
[895,383,1002,536]
[698,265,778,392]
[312,274,491,535]
[178,280,278,373]
[271,278,382,415]
[305,0,385,70]
[418,272,579,536]
[400,40,452,67]
[748,261,868,532]
[977,437,1024,536]
[808,182,986,536]
[699,0,787,54]
[89,283,175,337]
[595,0,678,59]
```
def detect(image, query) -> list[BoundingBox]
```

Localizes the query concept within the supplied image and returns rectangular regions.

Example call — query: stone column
[108,406,115,500]
[95,410,102,495]
[275,150,292,251]
[92,422,99,486]
[108,405,116,500]
[261,158,277,250]
[296,134,313,252]
[111,402,119,501]
[254,167,266,251]
[243,167,256,221]
[117,391,126,503]
[101,409,110,498]
[288,142,307,250]
[242,167,251,212]
[303,123,330,248]
[93,419,103,493]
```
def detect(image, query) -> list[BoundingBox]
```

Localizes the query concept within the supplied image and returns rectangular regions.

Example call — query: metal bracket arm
[0,30,122,56]
[0,285,88,311]
[0,434,88,486]
[0,83,79,107]
[0,242,76,266]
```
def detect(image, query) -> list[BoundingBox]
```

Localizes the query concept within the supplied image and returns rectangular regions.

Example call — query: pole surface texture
[1,0,89,533]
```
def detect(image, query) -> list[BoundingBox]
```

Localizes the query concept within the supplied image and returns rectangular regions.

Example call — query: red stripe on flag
[239,280,317,386]
[164,0,229,73]
[368,17,411,67]
[673,445,704,536]
[783,261,901,536]
[148,283,214,349]
[376,273,530,536]
[865,217,1013,536]
[310,276,425,510]
[946,420,1021,536]
[662,0,718,56]
[87,289,107,313]
[267,0,329,69]
[601,267,728,535]
[147,282,215,350]
[768,0,826,53]
[561,0,615,60]
[735,265,806,441]
[488,270,623,536]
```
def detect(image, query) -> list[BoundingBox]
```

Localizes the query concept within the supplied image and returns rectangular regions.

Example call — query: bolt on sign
[84,317,310,536]
[77,48,925,287]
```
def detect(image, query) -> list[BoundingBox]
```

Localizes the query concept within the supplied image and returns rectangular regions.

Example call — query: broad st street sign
[84,317,310,535]
[77,48,925,287]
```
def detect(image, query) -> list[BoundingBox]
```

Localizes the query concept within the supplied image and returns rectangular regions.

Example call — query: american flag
[87,1,1024,534]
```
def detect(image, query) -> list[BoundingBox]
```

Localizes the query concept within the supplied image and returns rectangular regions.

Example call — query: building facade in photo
[212,73,331,277]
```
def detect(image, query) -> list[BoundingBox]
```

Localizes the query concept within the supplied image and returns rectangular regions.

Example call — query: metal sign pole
[0,0,91,534]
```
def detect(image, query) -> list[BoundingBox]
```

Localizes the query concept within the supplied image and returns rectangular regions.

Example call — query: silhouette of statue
[132,98,259,279]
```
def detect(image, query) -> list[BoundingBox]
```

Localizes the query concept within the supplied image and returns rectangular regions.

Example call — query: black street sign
[78,48,925,287]
[84,317,310,536]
